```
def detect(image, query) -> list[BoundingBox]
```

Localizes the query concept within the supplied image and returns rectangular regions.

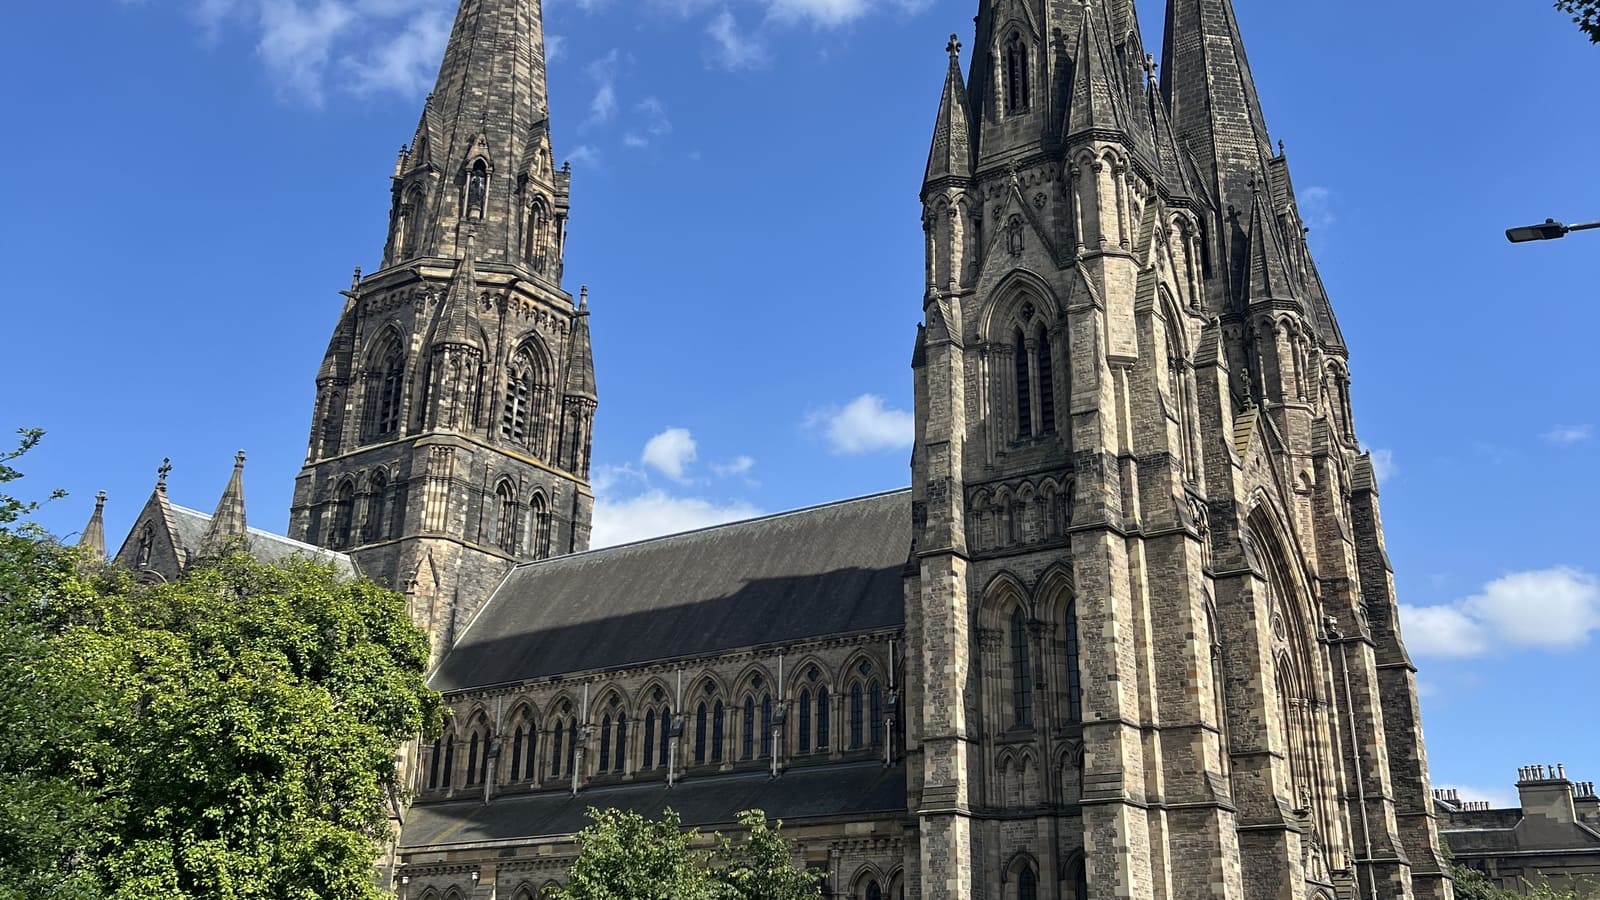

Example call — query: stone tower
[289,0,596,655]
[903,0,1451,898]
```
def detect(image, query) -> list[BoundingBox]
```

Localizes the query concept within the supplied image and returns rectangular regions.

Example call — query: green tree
[712,810,823,900]
[548,807,820,900]
[1556,0,1600,42]
[0,429,103,900]
[1450,862,1596,899]
[0,429,445,899]
[548,808,720,900]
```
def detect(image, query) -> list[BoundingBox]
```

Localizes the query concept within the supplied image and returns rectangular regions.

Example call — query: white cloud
[808,394,914,455]
[712,455,755,477]
[1400,567,1600,658]
[545,34,567,64]
[1545,424,1593,446]
[341,7,451,98]
[584,48,621,123]
[706,9,767,69]
[641,427,698,481]
[591,490,763,548]
[1299,186,1335,231]
[622,97,672,148]
[1365,447,1397,484]
[565,144,601,169]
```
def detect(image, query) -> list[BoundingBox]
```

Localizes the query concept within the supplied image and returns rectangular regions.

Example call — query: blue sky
[3,0,1597,810]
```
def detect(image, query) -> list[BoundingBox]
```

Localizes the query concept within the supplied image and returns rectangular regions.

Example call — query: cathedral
[87,0,1457,896]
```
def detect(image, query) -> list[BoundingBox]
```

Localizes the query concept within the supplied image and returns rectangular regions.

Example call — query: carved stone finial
[350,267,362,290]
[156,458,172,493]
[234,450,247,469]
[95,490,107,509]
[946,34,962,59]
[579,285,589,309]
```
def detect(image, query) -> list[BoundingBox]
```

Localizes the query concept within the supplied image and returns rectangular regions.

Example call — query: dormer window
[1005,33,1031,114]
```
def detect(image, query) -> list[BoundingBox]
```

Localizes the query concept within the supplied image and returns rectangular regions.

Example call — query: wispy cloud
[1366,448,1398,484]
[1299,186,1335,231]
[1400,566,1600,658]
[712,455,756,477]
[706,8,767,69]
[623,97,673,148]
[808,394,914,455]
[1544,424,1593,446]
[136,0,455,105]
[584,48,622,124]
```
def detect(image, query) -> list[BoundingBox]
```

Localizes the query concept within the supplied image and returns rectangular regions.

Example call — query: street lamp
[1506,217,1600,243]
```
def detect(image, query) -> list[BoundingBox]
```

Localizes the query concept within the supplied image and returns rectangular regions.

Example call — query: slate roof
[400,761,907,848]
[168,505,359,578]
[431,489,912,693]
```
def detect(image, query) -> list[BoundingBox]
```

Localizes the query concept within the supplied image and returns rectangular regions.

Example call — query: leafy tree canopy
[1451,863,1596,899]
[548,807,822,900]
[1556,0,1600,42]
[0,430,443,900]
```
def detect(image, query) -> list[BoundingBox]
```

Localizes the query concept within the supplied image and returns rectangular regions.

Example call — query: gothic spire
[563,287,597,401]
[389,0,561,267]
[1160,0,1276,217]
[924,35,973,190]
[201,451,249,554]
[434,231,483,349]
[1243,179,1298,305]
[78,491,107,564]
[1065,3,1128,141]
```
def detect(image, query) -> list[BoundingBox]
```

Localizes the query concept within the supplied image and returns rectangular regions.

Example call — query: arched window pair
[464,725,491,787]
[329,480,357,549]
[363,470,390,543]
[597,706,627,775]
[847,664,884,751]
[797,673,830,755]
[507,716,536,783]
[1013,324,1056,439]
[642,703,672,770]
[549,706,576,779]
[694,694,726,766]
[428,735,456,790]
[740,692,774,761]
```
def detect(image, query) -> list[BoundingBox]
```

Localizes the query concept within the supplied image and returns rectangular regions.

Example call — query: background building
[1437,766,1600,893]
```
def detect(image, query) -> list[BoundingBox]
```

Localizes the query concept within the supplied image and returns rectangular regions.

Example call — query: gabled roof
[430,490,912,692]
[167,505,359,578]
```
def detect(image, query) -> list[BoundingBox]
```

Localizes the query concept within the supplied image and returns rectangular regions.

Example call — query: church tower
[904,0,1450,898]
[289,0,596,655]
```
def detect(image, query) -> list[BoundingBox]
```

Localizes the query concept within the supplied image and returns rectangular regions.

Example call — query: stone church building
[85,0,1457,896]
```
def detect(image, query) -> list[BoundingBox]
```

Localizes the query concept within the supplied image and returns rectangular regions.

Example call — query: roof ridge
[169,504,355,560]
[512,486,912,570]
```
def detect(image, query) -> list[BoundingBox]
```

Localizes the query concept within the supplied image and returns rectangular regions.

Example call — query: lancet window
[368,339,406,440]
[1004,33,1030,114]
[1064,600,1083,723]
[495,481,517,554]
[1011,607,1033,728]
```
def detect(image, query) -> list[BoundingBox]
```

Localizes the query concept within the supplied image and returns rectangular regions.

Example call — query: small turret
[201,451,249,555]
[78,491,107,564]
[923,35,973,191]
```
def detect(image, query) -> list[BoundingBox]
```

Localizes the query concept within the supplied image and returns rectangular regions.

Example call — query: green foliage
[0,432,444,899]
[547,808,821,900]
[1450,863,1597,899]
[1556,0,1600,42]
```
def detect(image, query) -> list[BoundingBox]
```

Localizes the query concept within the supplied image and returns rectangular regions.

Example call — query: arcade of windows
[418,657,896,795]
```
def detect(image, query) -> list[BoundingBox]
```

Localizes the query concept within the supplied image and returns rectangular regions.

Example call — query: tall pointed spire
[563,287,597,401]
[1161,0,1276,216]
[434,230,483,349]
[924,35,973,189]
[385,0,564,270]
[1243,178,1298,305]
[202,451,249,554]
[78,491,107,564]
[1065,2,1129,140]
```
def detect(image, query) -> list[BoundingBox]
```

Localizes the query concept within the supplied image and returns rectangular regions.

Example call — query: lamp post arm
[1568,221,1600,233]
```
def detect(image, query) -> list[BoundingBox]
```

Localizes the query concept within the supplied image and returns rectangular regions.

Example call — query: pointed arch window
[1018,864,1038,900]
[509,724,525,782]
[136,523,155,568]
[798,688,812,754]
[1064,600,1082,723]
[599,713,613,773]
[613,713,627,773]
[369,340,405,439]
[742,696,756,760]
[329,480,357,549]
[1011,607,1033,728]
[1073,862,1089,900]
[495,481,518,554]
[365,470,389,543]
[466,159,489,220]
[849,683,865,749]
[643,710,657,769]
[531,493,552,559]
[1035,324,1055,435]
[869,681,884,749]
[441,735,455,789]
[399,185,425,259]
[501,349,551,453]
[551,720,565,778]
[527,198,550,272]
[658,705,672,768]
[866,881,883,900]
[1014,330,1032,439]
[1004,33,1031,114]
[760,694,774,758]
[695,702,709,765]
[428,738,442,789]
[321,390,344,455]
[816,686,831,752]
[711,700,725,763]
